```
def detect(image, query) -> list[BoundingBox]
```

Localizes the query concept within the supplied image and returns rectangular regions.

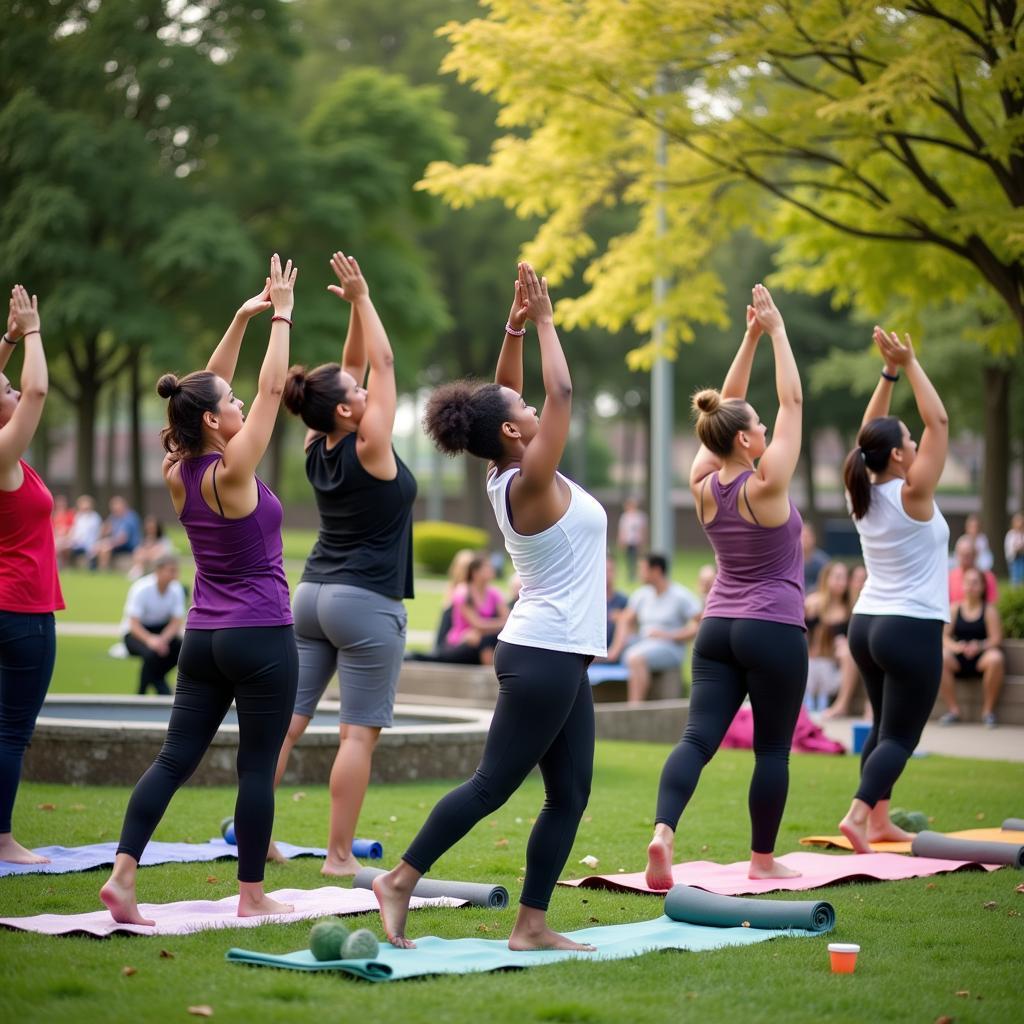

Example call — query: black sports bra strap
[698,475,710,525]
[211,460,226,517]
[741,476,760,526]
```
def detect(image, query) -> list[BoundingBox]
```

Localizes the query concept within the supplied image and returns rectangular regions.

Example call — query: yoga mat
[911,831,1024,868]
[352,839,383,860]
[560,851,998,896]
[664,885,834,932]
[0,886,461,938]
[353,867,509,909]
[226,914,818,981]
[0,838,328,878]
[799,827,1024,853]
[1002,818,1024,832]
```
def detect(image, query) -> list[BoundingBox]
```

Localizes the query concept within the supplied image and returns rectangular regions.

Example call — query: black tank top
[300,433,417,599]
[953,604,987,643]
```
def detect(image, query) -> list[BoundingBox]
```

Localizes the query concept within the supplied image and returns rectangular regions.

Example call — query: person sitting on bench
[120,554,186,696]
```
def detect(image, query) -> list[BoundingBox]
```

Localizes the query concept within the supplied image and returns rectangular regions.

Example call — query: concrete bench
[929,673,1024,726]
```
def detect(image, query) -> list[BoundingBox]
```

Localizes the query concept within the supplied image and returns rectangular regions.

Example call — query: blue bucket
[851,722,872,754]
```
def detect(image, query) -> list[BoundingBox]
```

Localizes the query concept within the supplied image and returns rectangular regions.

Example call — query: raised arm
[750,284,802,495]
[877,330,948,512]
[0,300,23,375]
[517,263,572,492]
[218,254,296,484]
[0,286,48,473]
[860,325,900,427]
[327,251,370,385]
[494,270,529,394]
[205,279,272,383]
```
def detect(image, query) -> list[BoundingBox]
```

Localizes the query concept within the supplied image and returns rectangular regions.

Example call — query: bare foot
[867,822,914,843]
[838,813,872,854]
[0,838,50,864]
[372,872,416,949]
[266,840,288,864]
[748,858,801,880]
[821,705,848,721]
[644,829,675,891]
[321,854,362,878]
[508,924,596,952]
[237,892,294,918]
[100,878,155,926]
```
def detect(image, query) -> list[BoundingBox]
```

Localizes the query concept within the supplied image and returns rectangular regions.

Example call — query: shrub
[997,586,1024,639]
[413,520,489,575]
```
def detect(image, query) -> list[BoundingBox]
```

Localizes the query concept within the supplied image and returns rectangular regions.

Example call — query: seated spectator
[804,561,852,712]
[802,522,829,592]
[92,495,141,570]
[57,494,102,567]
[822,562,868,720]
[963,512,994,572]
[940,566,1004,728]
[696,563,717,608]
[442,554,509,665]
[120,555,186,696]
[1005,512,1024,587]
[949,534,998,604]
[607,552,702,703]
[51,493,74,545]
[128,515,174,580]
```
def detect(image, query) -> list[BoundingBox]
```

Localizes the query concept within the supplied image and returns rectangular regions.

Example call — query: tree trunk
[982,362,1011,576]
[130,347,145,516]
[75,382,97,499]
[105,374,118,503]
[800,445,821,532]
[463,456,489,529]
[265,416,285,497]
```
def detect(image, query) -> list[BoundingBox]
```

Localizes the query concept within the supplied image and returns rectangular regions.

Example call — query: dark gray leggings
[655,617,807,854]
[848,614,943,807]
[403,641,594,911]
[117,626,297,882]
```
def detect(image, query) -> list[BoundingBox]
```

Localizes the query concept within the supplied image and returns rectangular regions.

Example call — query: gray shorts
[292,581,407,727]
[624,636,685,671]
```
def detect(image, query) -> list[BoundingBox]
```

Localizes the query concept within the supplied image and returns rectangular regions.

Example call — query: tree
[420,1,1024,550]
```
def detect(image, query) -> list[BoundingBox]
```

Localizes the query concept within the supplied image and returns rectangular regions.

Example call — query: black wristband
[881,369,899,382]
[1,333,18,346]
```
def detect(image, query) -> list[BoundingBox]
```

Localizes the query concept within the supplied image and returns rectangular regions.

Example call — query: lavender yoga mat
[0,838,328,878]
[0,885,461,938]
[560,851,999,896]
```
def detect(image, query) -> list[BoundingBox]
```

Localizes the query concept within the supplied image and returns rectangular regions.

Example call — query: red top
[0,460,65,613]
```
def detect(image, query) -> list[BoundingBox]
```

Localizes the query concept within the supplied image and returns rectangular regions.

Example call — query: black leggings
[403,640,594,911]
[124,622,182,696]
[655,617,807,854]
[848,614,943,808]
[117,626,298,882]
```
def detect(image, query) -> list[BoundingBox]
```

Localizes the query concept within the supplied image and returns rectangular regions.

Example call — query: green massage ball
[342,928,380,960]
[889,807,929,833]
[309,920,350,962]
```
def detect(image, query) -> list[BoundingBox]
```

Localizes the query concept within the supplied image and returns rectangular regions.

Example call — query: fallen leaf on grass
[579,855,599,868]
[206,876,218,884]
[1008,910,1021,918]
[121,966,137,977]
[187,1007,213,1018]
[291,792,306,802]
[975,812,985,821]
[494,838,509,849]
[983,901,998,910]
[1015,884,1024,894]
[588,916,600,923]
[926,883,937,890]
[36,803,56,811]
[741,921,751,928]
[933,1016,954,1024]
[159,950,175,959]
[700,845,710,853]
[476,924,490,933]
[955,990,970,998]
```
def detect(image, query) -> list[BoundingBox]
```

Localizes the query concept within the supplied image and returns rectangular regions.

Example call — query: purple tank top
[700,471,805,629]
[178,453,292,630]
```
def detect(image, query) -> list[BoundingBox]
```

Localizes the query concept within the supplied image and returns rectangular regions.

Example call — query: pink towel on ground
[560,851,998,896]
[722,706,845,754]
[0,885,461,938]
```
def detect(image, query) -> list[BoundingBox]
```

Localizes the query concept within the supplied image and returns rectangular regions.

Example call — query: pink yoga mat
[0,885,462,938]
[560,851,999,896]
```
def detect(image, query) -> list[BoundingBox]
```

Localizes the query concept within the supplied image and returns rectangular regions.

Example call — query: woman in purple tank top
[101,255,299,926]
[646,285,808,887]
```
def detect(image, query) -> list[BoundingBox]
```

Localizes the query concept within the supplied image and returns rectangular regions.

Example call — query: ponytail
[844,416,904,519]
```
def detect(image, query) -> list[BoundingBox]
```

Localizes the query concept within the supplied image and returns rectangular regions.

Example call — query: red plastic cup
[828,942,860,974]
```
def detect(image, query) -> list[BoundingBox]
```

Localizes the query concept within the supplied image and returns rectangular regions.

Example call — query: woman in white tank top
[838,327,949,854]
[371,262,606,953]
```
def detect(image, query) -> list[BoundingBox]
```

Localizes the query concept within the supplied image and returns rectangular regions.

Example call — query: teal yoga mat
[664,884,835,933]
[1002,818,1024,832]
[352,867,509,909]
[226,915,817,981]
[911,830,1024,868]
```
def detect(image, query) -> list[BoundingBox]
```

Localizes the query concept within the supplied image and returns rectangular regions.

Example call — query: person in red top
[949,534,998,604]
[0,284,63,864]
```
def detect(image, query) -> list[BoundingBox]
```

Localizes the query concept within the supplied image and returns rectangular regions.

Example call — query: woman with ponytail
[372,262,607,952]
[101,255,299,924]
[271,251,416,876]
[838,327,949,852]
[646,284,807,888]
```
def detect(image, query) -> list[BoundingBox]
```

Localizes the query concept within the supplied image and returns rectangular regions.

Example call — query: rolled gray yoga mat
[664,885,835,933]
[1001,818,1024,832]
[911,830,1024,868]
[352,867,510,909]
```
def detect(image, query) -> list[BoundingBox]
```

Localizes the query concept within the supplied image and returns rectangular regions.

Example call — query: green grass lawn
[1,745,1021,1023]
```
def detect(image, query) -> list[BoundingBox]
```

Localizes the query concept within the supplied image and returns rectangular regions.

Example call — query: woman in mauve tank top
[101,255,299,926]
[646,285,808,888]
[0,285,64,865]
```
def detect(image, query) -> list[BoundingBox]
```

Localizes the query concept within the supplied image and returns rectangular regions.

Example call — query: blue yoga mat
[351,839,383,860]
[227,915,819,981]
[0,839,328,878]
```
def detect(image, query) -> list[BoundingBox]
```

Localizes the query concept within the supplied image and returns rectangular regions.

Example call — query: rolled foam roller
[1000,818,1024,832]
[664,884,835,932]
[352,867,509,909]
[911,830,1024,868]
[352,839,383,860]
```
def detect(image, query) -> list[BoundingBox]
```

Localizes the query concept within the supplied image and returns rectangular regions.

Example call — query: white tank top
[852,478,950,623]
[487,467,608,656]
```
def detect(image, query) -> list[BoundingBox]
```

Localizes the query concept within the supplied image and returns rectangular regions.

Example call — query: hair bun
[282,365,308,415]
[156,373,180,400]
[692,388,721,416]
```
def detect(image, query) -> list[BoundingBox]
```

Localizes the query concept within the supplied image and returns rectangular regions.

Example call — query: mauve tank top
[177,453,292,629]
[699,470,806,629]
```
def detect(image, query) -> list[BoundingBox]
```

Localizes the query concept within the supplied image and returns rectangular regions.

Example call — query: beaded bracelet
[504,323,526,337]
[271,314,293,327]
